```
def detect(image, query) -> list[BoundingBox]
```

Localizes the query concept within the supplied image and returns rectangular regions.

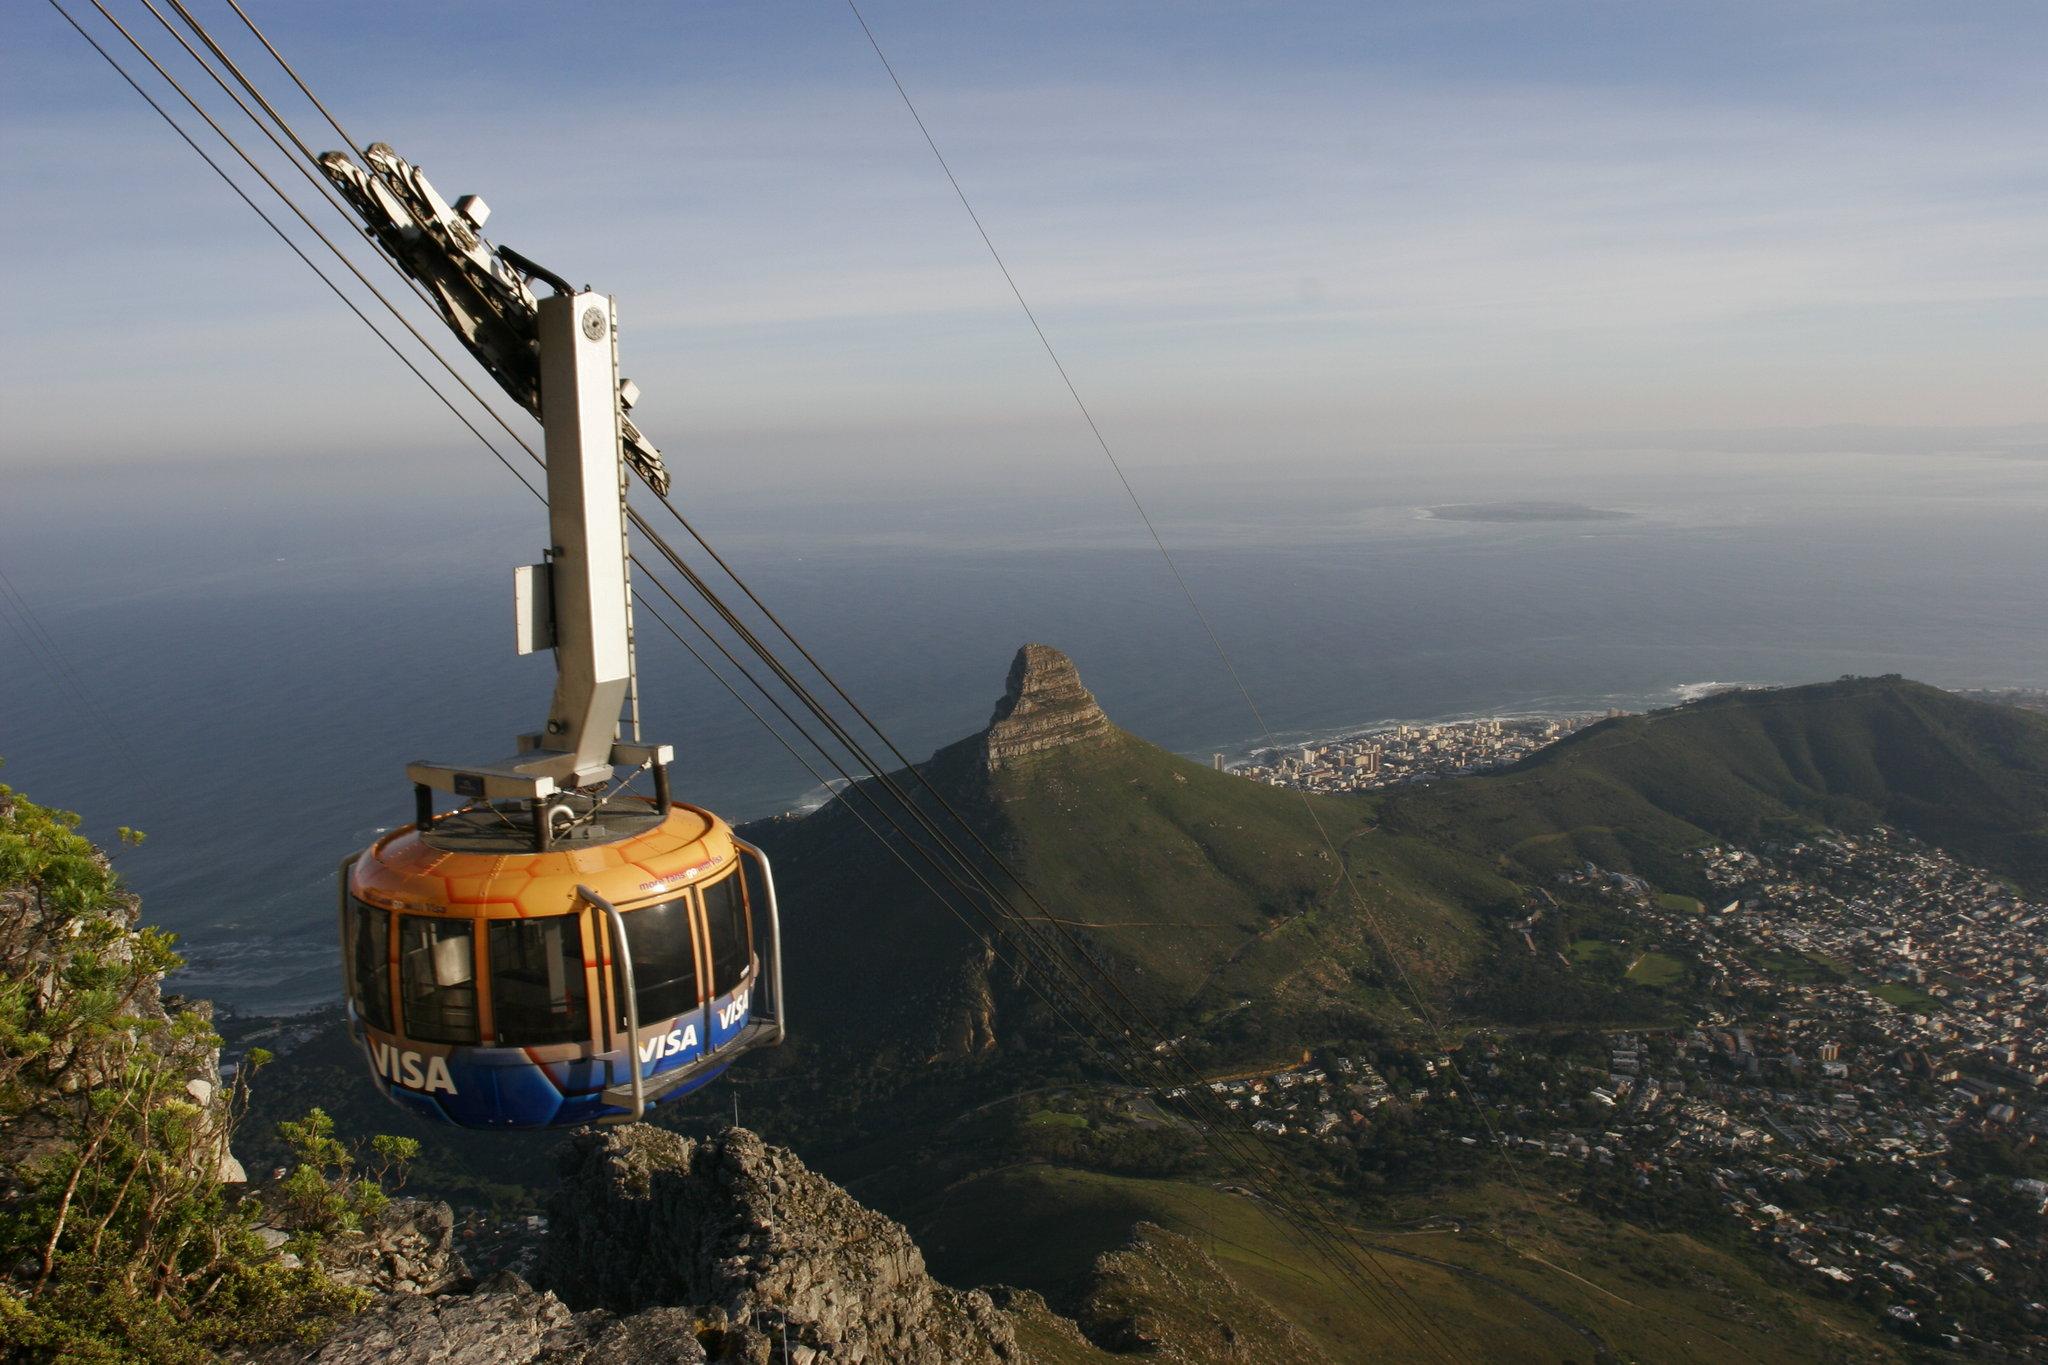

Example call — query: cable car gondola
[340,789,782,1129]
[329,147,782,1128]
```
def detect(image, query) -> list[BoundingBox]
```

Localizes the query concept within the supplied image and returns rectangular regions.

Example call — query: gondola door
[584,883,714,1122]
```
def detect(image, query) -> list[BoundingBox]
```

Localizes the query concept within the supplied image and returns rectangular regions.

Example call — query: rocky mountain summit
[277,1126,1030,1364]
[984,644,1115,771]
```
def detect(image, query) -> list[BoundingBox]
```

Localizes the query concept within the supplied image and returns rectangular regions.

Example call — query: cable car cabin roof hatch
[328,148,783,1130]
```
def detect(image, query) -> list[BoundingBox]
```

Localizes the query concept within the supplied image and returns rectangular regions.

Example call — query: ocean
[3,440,2045,1013]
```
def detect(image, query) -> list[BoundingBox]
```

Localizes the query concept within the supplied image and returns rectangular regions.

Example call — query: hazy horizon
[4,1,2045,490]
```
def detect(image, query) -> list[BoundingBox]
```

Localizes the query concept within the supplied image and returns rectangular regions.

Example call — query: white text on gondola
[372,1042,458,1094]
[639,1023,699,1063]
[717,990,750,1030]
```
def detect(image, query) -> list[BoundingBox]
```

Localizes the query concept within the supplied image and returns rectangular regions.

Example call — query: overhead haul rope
[842,0,1666,1344]
[48,0,1183,1228]
[55,0,1083,1047]
[44,2,1182,1150]
[55,5,1457,1350]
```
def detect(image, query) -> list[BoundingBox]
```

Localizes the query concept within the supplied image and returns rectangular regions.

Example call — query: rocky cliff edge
[984,644,1115,772]
[277,1125,1023,1365]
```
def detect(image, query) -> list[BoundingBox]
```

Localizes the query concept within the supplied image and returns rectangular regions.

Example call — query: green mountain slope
[752,648,1509,1058]
[1386,675,2048,894]
[761,664,2048,1064]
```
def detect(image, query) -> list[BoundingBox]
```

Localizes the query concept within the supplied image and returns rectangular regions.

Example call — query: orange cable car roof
[351,802,737,920]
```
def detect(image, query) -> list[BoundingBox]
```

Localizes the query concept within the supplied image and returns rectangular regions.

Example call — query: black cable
[220,0,363,159]
[84,0,1209,1200]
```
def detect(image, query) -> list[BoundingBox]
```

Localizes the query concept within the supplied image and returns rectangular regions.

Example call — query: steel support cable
[84,0,554,489]
[94,0,1284,1172]
[58,13,1443,1344]
[54,0,1113,1112]
[136,15,1479,1291]
[52,4,1211,1235]
[138,0,465,343]
[192,0,1086,980]
[51,0,1055,1066]
[100,0,1077,1063]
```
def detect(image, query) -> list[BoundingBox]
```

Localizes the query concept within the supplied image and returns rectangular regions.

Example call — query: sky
[1,0,2045,494]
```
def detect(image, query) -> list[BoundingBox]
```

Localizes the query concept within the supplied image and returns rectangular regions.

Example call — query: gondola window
[619,896,699,1025]
[702,873,752,994]
[400,916,479,1044]
[489,916,589,1044]
[348,900,393,1032]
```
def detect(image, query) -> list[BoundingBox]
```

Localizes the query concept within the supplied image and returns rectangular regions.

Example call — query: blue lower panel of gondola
[353,999,745,1129]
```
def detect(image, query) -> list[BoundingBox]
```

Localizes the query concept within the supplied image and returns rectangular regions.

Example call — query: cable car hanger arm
[315,141,668,813]
[317,142,670,497]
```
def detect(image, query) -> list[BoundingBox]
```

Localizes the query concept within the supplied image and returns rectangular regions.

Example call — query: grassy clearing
[1625,951,1687,987]
[1872,981,1940,1014]
[1755,948,1842,984]
[1655,892,1703,913]
[911,1166,1587,1360]
[1025,1108,1090,1130]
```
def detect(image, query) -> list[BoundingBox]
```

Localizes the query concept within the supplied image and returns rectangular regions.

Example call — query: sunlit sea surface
[4,443,2044,1013]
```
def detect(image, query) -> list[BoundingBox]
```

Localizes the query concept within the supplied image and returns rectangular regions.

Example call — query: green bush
[0,783,407,1361]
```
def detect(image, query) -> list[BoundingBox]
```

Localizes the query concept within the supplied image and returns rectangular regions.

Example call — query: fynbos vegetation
[0,780,407,1362]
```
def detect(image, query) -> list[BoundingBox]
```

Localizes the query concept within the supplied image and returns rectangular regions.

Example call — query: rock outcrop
[260,1270,705,1364]
[272,1126,1026,1364]
[322,1197,472,1297]
[1082,1223,1318,1364]
[543,1125,1020,1363]
[983,643,1115,771]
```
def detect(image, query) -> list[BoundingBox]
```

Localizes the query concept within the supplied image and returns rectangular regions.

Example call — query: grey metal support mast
[403,289,667,821]
[317,142,672,835]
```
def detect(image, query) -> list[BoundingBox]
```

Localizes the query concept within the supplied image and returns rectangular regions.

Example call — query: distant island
[1424,500,1635,522]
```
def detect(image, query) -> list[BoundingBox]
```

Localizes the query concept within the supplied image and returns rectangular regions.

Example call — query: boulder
[258,1272,706,1364]
[542,1125,1019,1363]
[323,1197,471,1296]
